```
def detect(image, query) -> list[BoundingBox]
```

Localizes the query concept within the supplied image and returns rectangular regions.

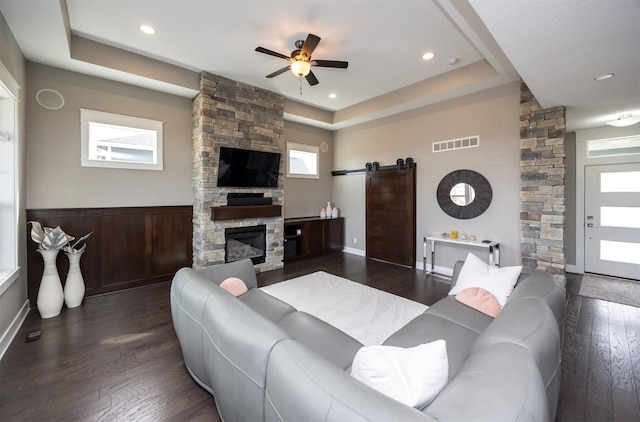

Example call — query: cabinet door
[325,218,344,251]
[305,221,325,255]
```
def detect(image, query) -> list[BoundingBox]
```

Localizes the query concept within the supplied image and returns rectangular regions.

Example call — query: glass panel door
[585,163,640,279]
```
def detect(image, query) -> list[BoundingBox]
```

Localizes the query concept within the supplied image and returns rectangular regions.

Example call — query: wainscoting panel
[26,206,192,305]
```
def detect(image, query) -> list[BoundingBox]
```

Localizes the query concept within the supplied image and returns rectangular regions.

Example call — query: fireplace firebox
[225,225,267,265]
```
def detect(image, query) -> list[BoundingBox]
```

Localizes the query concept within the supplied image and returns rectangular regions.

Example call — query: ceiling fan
[255,33,348,87]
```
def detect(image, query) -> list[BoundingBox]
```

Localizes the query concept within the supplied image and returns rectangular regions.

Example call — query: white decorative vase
[326,202,333,219]
[36,249,64,319]
[64,251,85,308]
[332,207,339,218]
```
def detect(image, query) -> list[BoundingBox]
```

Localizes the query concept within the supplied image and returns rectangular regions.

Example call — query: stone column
[520,82,566,282]
[192,72,285,271]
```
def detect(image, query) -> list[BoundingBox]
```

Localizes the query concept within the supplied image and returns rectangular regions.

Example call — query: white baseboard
[0,299,30,361]
[342,246,365,257]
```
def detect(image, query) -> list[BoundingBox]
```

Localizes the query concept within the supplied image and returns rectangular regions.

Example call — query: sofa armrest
[450,260,465,289]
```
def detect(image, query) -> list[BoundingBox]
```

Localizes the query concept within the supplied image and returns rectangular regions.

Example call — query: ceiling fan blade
[314,60,349,69]
[266,66,290,78]
[255,47,290,60]
[305,71,319,86]
[300,33,321,59]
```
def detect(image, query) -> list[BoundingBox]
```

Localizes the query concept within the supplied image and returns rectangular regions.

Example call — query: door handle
[587,223,594,227]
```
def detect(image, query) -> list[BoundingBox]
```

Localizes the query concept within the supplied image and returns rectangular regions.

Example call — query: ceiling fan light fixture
[606,114,640,127]
[290,60,311,77]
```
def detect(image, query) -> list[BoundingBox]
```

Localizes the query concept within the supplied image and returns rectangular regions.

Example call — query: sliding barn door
[366,167,416,267]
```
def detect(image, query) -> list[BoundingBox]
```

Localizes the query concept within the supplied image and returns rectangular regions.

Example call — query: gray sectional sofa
[170,258,566,422]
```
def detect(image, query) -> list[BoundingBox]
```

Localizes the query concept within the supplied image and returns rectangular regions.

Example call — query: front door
[584,163,640,280]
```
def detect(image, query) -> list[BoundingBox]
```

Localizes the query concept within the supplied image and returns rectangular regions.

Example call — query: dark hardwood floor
[1,252,638,421]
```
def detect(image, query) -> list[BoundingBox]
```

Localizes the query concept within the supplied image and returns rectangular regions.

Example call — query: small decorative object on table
[326,202,333,219]
[320,207,326,219]
[450,230,458,239]
[332,207,339,218]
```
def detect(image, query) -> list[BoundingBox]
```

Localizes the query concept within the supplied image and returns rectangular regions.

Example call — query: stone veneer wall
[520,82,566,282]
[192,72,285,272]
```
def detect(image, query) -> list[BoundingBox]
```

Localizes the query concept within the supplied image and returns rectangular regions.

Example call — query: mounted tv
[217,146,281,188]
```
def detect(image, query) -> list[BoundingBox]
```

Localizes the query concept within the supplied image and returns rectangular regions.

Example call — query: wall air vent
[432,135,479,153]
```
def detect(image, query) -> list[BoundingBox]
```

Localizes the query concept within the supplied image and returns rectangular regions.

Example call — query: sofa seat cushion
[423,296,493,334]
[276,311,363,370]
[238,288,296,322]
[383,313,480,380]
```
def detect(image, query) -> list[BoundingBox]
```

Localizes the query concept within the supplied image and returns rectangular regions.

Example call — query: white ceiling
[1,0,638,131]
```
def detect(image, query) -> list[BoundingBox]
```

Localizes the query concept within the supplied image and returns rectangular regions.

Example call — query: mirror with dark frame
[437,169,492,219]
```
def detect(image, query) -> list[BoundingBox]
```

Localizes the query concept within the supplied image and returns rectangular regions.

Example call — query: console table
[423,234,500,277]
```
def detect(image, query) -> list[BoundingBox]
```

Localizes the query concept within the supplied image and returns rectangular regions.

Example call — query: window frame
[286,142,319,179]
[80,109,164,171]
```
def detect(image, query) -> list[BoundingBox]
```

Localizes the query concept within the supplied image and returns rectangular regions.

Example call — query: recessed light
[329,93,337,99]
[448,58,460,66]
[139,25,156,35]
[422,51,435,60]
[594,73,614,81]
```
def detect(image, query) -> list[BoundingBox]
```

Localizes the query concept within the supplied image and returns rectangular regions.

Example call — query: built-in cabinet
[284,217,344,260]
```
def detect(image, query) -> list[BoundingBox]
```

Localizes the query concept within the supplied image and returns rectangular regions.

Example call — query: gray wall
[283,121,333,219]
[0,10,27,358]
[26,63,193,209]
[333,83,522,268]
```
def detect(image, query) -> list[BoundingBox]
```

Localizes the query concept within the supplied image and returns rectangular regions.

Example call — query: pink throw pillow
[220,277,248,297]
[455,287,501,318]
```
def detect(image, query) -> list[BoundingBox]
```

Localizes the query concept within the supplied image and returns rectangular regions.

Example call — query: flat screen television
[216,146,281,188]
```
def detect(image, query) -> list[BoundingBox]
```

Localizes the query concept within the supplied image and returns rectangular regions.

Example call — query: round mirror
[450,183,475,206]
[437,169,492,219]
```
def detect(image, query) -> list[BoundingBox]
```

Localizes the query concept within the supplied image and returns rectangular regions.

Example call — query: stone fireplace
[192,72,285,272]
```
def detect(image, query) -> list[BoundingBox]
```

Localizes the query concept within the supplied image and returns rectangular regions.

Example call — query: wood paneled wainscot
[26,206,192,305]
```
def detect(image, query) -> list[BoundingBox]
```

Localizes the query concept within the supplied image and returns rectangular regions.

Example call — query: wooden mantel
[211,204,282,221]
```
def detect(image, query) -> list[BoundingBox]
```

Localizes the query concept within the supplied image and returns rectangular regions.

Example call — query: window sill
[0,267,21,296]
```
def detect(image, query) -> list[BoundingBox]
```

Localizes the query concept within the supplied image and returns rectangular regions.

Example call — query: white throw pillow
[350,340,448,408]
[449,252,522,308]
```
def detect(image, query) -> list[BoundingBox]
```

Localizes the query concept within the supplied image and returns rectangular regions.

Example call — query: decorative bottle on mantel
[326,202,332,219]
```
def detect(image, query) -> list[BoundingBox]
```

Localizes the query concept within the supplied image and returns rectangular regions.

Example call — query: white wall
[333,83,522,270]
[283,121,334,218]
[25,63,193,209]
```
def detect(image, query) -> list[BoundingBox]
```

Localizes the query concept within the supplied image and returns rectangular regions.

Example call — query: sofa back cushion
[171,265,290,422]
[425,343,549,421]
[200,283,290,422]
[470,297,561,420]
[196,258,258,289]
[265,339,434,422]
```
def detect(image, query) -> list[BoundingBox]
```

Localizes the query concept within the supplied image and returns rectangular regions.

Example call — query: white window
[287,142,319,179]
[0,63,20,290]
[80,109,163,171]
[587,135,640,158]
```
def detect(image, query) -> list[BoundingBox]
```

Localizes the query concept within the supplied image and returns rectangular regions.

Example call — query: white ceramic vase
[36,248,64,319]
[326,202,332,219]
[64,250,85,308]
